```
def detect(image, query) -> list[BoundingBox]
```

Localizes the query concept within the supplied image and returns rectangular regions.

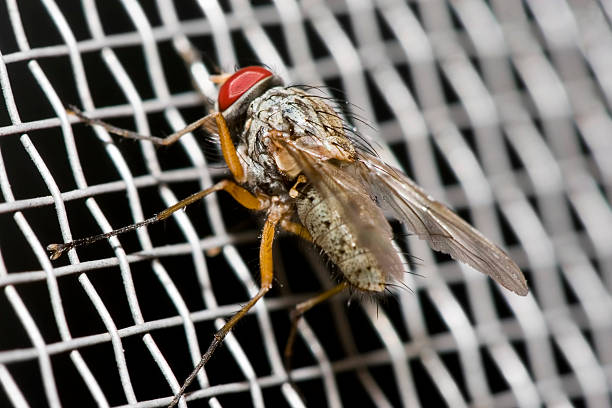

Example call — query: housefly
[48,66,528,407]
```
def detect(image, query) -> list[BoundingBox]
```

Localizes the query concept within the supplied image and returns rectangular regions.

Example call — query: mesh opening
[1,1,611,407]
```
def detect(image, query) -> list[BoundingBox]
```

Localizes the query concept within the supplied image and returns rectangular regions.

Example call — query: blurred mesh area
[1,0,611,407]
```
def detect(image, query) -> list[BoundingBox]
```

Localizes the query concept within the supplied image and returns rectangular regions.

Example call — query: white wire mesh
[1,0,611,407]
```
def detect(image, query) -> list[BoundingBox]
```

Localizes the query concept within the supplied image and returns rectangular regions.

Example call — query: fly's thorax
[238,86,359,197]
[295,184,388,292]
[246,87,356,162]
[236,139,290,199]
[235,119,298,199]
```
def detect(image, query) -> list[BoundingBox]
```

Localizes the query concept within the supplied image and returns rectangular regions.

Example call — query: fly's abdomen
[296,185,387,292]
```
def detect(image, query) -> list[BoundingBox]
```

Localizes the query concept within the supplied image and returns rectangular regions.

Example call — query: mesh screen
[1,0,612,407]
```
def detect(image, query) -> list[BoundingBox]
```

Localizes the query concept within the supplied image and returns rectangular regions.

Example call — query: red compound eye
[217,66,273,112]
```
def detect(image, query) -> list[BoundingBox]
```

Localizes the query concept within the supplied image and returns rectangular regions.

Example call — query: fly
[47,66,528,407]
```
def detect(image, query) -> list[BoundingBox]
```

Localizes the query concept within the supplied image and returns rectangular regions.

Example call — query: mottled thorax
[238,87,357,197]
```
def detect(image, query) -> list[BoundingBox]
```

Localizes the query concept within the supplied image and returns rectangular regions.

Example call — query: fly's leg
[49,112,246,259]
[70,108,241,181]
[282,175,311,240]
[289,175,307,199]
[168,205,284,408]
[47,180,268,260]
[284,282,349,374]
[214,111,246,183]
[67,48,234,148]
[68,105,220,146]
[280,220,312,242]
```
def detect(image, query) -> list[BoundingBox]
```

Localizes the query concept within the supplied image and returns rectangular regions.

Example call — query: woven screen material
[1,1,611,407]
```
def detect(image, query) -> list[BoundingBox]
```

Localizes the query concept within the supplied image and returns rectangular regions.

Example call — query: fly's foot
[47,243,70,260]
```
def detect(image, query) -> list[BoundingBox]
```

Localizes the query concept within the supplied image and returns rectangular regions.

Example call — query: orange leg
[281,220,312,242]
[158,179,266,219]
[281,175,312,241]
[214,112,245,183]
[50,108,255,260]
[47,180,268,260]
[168,205,283,408]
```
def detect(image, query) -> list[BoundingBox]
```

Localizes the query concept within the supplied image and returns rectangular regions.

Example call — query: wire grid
[1,0,611,407]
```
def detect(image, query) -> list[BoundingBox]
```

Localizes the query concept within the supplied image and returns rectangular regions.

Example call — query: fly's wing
[354,152,528,296]
[280,141,406,283]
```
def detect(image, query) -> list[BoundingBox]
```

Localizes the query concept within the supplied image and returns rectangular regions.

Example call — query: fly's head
[216,66,284,137]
